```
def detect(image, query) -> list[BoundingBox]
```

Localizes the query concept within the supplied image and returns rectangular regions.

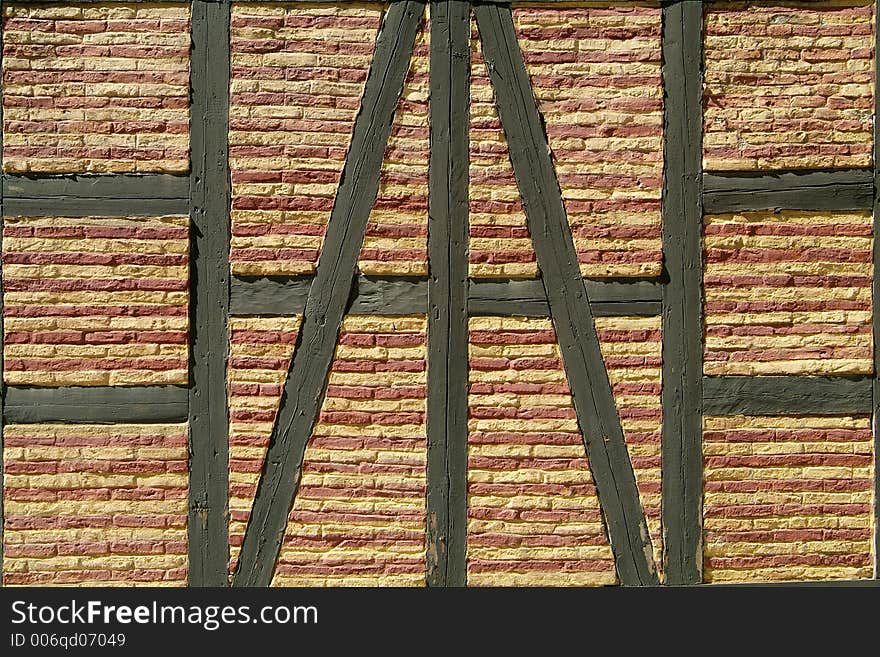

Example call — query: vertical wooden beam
[426,0,470,587]
[660,0,704,585]
[232,1,425,587]
[474,2,657,586]
[188,0,231,587]
[872,0,880,581]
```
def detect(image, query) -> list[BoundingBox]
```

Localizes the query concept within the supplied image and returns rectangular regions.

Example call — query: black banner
[0,584,876,653]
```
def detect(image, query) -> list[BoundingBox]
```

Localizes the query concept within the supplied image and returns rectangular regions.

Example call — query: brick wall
[699,0,877,583]
[703,415,874,582]
[703,210,873,375]
[360,12,429,277]
[3,423,188,586]
[227,315,302,572]
[228,315,427,586]
[274,315,427,587]
[2,214,189,386]
[1,1,193,587]
[229,4,384,277]
[2,3,190,174]
[469,5,663,279]
[1,0,879,588]
[514,5,663,278]
[469,28,536,278]
[704,0,874,171]
[467,316,661,585]
[230,4,429,278]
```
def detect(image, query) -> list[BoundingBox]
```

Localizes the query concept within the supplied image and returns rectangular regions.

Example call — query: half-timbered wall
[0,0,877,587]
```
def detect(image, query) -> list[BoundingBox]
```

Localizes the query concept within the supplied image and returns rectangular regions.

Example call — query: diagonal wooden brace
[233,0,427,587]
[473,2,658,586]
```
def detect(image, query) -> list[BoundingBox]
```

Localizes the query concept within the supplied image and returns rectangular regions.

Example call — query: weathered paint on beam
[702,376,873,416]
[3,386,189,424]
[230,276,314,315]
[349,276,427,315]
[469,279,662,317]
[661,0,704,586]
[232,1,425,587]
[703,169,873,213]
[188,0,231,588]
[230,276,425,316]
[474,2,657,586]
[2,174,189,216]
[2,197,188,217]
[2,173,189,199]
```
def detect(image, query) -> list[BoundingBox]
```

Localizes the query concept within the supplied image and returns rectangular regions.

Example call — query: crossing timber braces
[0,0,879,587]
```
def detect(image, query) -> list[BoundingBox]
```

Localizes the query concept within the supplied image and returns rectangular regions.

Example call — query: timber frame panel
[473,1,656,585]
[0,0,878,586]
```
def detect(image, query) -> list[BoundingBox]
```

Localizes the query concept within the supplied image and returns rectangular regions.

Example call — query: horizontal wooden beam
[350,276,426,314]
[230,276,424,315]
[3,386,189,424]
[3,174,190,199]
[230,275,662,317]
[230,276,312,315]
[468,278,661,317]
[703,169,873,213]
[2,174,189,216]
[702,376,873,416]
